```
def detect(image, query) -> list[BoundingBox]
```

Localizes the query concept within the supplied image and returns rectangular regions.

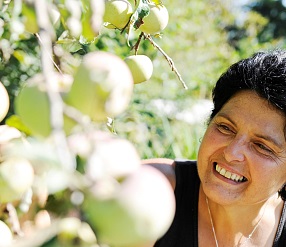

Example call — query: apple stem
[132,32,144,55]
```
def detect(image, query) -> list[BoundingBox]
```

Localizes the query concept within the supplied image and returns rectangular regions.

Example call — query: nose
[223,136,246,162]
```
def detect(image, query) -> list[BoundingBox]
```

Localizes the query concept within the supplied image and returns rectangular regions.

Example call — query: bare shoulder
[141,158,176,190]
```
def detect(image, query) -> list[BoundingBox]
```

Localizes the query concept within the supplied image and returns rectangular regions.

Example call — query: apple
[15,81,51,137]
[86,132,141,181]
[57,217,97,245]
[103,0,133,29]
[14,73,76,137]
[125,55,153,84]
[0,81,9,123]
[83,166,176,246]
[34,210,51,229]
[0,157,34,203]
[0,125,21,145]
[139,3,169,34]
[0,220,13,246]
[67,130,141,181]
[64,51,134,122]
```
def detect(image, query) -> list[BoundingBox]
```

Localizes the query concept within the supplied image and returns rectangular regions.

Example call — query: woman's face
[197,90,286,205]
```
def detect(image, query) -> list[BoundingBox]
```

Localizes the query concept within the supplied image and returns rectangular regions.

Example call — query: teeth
[215,164,245,182]
[219,168,226,176]
[225,171,231,179]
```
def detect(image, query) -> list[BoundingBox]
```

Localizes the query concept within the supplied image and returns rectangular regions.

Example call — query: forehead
[217,90,286,139]
[221,90,284,115]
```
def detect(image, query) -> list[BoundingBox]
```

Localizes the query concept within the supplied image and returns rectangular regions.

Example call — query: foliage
[247,0,286,42]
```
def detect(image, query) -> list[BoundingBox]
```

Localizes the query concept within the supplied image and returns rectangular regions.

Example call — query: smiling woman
[144,49,286,247]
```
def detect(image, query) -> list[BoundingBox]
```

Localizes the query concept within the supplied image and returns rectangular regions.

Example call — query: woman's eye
[255,143,273,154]
[217,124,233,133]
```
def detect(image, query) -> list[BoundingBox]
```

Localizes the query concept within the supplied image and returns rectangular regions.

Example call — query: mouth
[214,162,247,183]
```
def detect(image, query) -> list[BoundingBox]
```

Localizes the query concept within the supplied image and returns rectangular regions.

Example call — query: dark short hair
[210,49,286,120]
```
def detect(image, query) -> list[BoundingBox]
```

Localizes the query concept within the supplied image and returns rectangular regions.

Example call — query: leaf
[107,117,117,134]
[132,0,150,30]
[57,32,83,53]
[13,50,25,63]
[126,0,150,45]
[80,0,97,42]
[151,0,163,5]
[22,2,39,33]
[6,115,32,136]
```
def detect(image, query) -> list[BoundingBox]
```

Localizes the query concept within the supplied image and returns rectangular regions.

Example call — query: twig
[63,104,92,127]
[34,33,63,74]
[34,0,76,171]
[132,32,144,55]
[90,0,105,36]
[143,33,188,89]
[6,203,23,236]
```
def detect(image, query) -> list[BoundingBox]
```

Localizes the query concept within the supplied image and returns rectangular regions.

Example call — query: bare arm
[141,158,176,190]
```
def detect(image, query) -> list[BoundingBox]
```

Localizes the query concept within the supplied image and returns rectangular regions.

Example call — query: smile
[215,163,247,182]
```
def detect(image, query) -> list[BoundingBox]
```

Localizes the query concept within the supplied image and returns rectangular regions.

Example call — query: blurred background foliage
[1,0,286,161]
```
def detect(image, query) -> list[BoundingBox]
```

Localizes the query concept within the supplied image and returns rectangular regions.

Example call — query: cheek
[198,128,221,156]
[248,158,286,195]
[197,129,218,169]
[267,166,286,188]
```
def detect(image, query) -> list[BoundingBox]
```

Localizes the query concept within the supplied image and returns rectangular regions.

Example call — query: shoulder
[141,158,197,190]
[142,158,176,189]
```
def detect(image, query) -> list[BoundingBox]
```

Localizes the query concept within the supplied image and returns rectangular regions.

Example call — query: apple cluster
[0,49,175,246]
[103,0,170,84]
[103,0,169,34]
[0,1,175,246]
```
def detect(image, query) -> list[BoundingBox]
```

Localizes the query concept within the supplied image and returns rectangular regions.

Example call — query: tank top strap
[273,201,286,247]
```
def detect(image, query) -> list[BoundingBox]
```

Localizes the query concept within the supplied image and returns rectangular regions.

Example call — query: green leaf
[5,115,32,136]
[151,0,163,5]
[22,2,39,34]
[57,31,83,53]
[80,0,96,42]
[132,0,150,30]
[125,0,150,45]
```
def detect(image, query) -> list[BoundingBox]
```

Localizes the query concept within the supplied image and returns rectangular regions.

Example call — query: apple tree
[0,0,187,246]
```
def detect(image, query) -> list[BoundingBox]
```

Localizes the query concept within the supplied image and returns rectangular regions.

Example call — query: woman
[144,50,286,246]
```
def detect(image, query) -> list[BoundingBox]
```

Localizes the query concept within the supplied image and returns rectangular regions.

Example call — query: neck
[199,187,283,246]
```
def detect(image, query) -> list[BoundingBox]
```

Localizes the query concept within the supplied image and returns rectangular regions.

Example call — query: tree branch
[144,33,188,89]
[34,0,76,171]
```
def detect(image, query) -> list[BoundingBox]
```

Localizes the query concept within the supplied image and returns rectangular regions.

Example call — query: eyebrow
[216,112,284,149]
[255,134,283,150]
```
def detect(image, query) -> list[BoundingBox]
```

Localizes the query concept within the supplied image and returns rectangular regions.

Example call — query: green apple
[64,51,134,122]
[57,217,97,245]
[103,0,133,29]
[0,158,34,203]
[83,166,176,246]
[125,55,153,84]
[139,3,169,34]
[0,81,9,123]
[14,74,76,137]
[0,125,22,144]
[0,220,13,246]
[68,130,141,180]
[85,132,141,180]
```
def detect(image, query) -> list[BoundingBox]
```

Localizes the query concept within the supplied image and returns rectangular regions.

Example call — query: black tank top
[154,160,286,247]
